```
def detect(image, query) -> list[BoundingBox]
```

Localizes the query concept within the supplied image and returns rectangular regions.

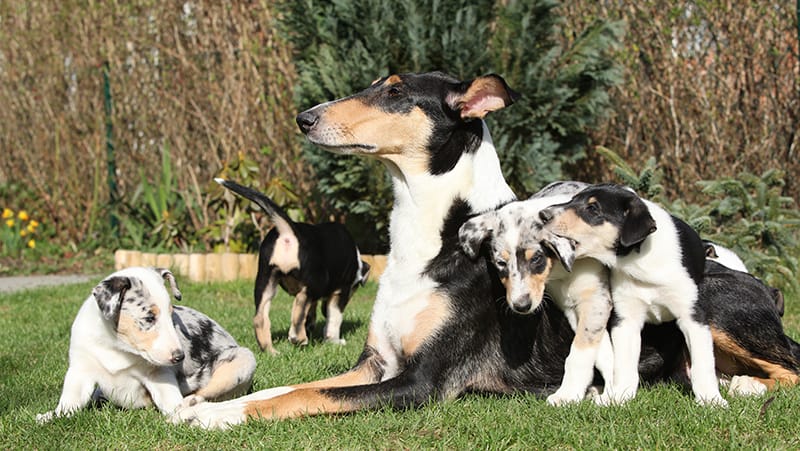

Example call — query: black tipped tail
[215,178,295,231]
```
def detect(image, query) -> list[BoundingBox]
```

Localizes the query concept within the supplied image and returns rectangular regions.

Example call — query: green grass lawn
[2,276,799,449]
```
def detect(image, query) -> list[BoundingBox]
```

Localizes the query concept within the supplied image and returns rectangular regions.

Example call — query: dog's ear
[447,74,521,119]
[543,233,576,272]
[93,276,132,322]
[459,213,498,259]
[703,241,718,259]
[157,267,182,301]
[620,196,657,248]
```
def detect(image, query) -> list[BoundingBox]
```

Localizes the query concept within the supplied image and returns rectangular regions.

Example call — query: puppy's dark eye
[387,86,401,97]
[495,259,507,270]
[585,202,600,215]
[531,253,543,266]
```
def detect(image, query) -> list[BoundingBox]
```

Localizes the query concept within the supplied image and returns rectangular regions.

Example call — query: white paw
[179,394,205,410]
[325,337,346,345]
[696,394,729,408]
[170,400,246,430]
[36,411,55,424]
[728,375,768,397]
[594,388,632,406]
[546,389,584,406]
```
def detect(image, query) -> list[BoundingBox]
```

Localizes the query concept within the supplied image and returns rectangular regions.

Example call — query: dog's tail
[215,178,295,236]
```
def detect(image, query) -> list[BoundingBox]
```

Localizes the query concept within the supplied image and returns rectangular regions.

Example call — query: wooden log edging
[114,250,386,283]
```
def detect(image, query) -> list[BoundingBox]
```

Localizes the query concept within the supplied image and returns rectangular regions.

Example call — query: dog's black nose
[296,110,319,134]
[512,295,532,313]
[171,349,185,364]
[539,208,554,224]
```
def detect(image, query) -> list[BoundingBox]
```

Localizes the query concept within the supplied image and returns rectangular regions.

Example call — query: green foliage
[280,0,623,252]
[118,146,200,252]
[489,5,625,194]
[599,147,800,295]
[203,152,304,254]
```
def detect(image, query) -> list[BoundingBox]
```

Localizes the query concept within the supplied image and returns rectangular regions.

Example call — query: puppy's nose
[296,110,319,134]
[171,349,185,364]
[539,208,554,224]
[512,295,532,314]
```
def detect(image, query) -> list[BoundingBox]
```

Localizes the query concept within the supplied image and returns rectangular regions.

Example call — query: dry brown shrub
[0,1,303,246]
[563,1,799,201]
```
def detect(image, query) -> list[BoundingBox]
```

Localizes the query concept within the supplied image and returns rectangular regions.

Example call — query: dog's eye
[585,202,600,215]
[387,86,402,97]
[494,259,507,270]
[531,253,543,266]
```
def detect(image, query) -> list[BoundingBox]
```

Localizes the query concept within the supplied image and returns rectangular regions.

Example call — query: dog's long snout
[296,110,319,134]
[539,208,554,224]
[171,349,185,364]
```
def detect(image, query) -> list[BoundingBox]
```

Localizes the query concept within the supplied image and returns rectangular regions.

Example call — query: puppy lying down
[37,267,256,422]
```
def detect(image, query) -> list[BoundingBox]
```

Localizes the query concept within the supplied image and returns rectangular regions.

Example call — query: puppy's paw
[546,388,584,406]
[728,375,767,397]
[696,394,729,408]
[36,411,55,424]
[325,337,347,346]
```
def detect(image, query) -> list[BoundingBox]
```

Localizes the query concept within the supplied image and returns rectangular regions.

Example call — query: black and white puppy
[37,267,256,422]
[216,179,370,354]
[540,184,727,406]
[459,181,615,405]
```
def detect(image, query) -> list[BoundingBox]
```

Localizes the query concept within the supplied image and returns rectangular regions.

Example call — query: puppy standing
[216,179,370,354]
[37,267,255,422]
[459,181,615,405]
[541,184,727,406]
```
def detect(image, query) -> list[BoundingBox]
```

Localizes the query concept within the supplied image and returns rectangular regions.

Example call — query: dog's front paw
[728,375,767,397]
[36,411,55,424]
[546,388,584,406]
[171,400,247,430]
[696,394,728,408]
[325,337,346,346]
[179,394,205,409]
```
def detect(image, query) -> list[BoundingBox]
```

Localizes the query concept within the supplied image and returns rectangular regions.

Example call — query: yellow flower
[26,223,37,233]
[1,208,12,219]
[20,229,27,237]
[27,239,35,249]
[29,219,40,228]
[5,219,13,228]
[18,210,29,221]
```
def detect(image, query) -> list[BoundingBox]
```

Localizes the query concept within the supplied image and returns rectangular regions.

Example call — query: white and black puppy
[540,184,727,406]
[216,179,370,354]
[37,267,256,423]
[459,181,615,406]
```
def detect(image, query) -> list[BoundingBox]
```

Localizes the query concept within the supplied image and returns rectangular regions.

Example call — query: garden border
[114,250,386,283]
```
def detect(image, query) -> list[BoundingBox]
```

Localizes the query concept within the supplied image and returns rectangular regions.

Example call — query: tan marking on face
[712,328,800,389]
[385,74,402,85]
[244,388,356,420]
[551,209,618,256]
[400,294,450,357]
[500,250,510,261]
[521,258,552,309]
[524,249,534,261]
[116,306,159,351]
[321,99,433,174]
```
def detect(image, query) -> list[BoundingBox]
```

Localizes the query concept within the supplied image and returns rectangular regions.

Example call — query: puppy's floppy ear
[459,213,498,259]
[93,276,132,322]
[447,74,521,119]
[358,260,371,287]
[620,196,657,248]
[157,267,182,301]
[543,233,576,272]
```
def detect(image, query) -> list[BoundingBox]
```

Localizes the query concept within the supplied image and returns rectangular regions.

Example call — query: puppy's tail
[215,178,295,236]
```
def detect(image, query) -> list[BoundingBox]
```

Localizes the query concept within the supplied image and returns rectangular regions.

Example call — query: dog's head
[540,184,657,262]
[92,267,185,366]
[458,201,576,314]
[295,72,519,175]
